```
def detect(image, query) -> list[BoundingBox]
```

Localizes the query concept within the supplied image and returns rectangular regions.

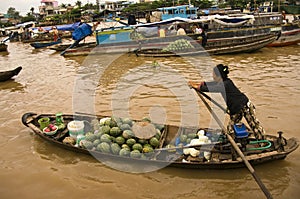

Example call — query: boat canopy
[185,14,255,27]
[132,17,192,28]
[31,22,81,32]
[72,23,93,41]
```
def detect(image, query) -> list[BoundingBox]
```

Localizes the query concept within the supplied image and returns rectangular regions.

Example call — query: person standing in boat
[189,64,265,140]
[176,24,186,35]
[50,26,59,41]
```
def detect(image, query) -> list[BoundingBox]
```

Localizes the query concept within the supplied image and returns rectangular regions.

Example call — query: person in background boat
[167,25,177,36]
[50,26,59,42]
[189,64,266,140]
[38,26,45,33]
[282,11,287,23]
[158,26,166,37]
[192,24,202,34]
[145,12,151,23]
[18,26,24,41]
[176,24,186,35]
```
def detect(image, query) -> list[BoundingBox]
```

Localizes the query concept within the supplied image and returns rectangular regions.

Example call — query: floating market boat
[22,112,298,170]
[49,41,96,52]
[30,38,62,49]
[267,21,300,47]
[0,66,22,82]
[62,14,282,57]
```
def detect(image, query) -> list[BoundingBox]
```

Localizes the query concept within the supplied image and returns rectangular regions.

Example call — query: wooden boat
[0,42,8,52]
[62,14,282,57]
[30,38,62,49]
[0,66,22,82]
[22,112,298,170]
[49,41,96,52]
[267,21,300,47]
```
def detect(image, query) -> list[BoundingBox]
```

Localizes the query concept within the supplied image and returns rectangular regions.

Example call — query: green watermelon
[97,142,110,153]
[121,144,131,150]
[111,116,122,124]
[109,118,118,128]
[138,139,148,145]
[115,136,125,145]
[155,129,161,140]
[85,134,97,142]
[82,140,93,150]
[180,134,188,143]
[93,139,101,147]
[122,118,133,126]
[141,117,151,123]
[110,127,121,137]
[100,134,111,143]
[120,123,131,131]
[154,123,164,131]
[130,150,141,158]
[104,118,112,127]
[119,148,130,156]
[132,143,143,152]
[149,137,159,148]
[95,131,104,139]
[187,133,197,139]
[99,125,111,134]
[111,143,121,155]
[126,138,136,147]
[122,130,135,139]
[143,145,154,153]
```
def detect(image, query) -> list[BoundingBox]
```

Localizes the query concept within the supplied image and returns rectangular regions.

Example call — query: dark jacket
[200,78,248,115]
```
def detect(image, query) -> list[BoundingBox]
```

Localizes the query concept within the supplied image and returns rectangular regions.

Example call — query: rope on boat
[247,140,272,151]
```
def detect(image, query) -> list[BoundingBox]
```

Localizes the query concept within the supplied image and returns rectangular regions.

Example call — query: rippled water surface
[0,40,299,199]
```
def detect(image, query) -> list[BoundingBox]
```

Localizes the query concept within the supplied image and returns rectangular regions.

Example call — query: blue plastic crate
[233,123,249,138]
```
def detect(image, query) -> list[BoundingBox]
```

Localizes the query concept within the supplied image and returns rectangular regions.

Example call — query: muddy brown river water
[0,40,299,199]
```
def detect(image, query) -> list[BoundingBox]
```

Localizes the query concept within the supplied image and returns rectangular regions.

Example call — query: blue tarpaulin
[72,23,93,41]
[31,22,81,32]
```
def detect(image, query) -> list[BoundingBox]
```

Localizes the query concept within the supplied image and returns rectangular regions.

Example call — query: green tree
[30,7,34,14]
[22,14,35,22]
[7,7,21,19]
[75,1,82,8]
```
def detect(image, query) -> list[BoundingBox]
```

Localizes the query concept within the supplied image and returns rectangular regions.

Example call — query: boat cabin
[157,5,198,20]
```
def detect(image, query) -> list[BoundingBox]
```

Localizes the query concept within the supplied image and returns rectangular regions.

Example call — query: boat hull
[63,28,279,57]
[267,23,300,47]
[0,66,22,82]
[30,39,62,49]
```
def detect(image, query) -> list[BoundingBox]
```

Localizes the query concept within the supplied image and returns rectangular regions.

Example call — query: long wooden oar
[198,90,227,113]
[192,87,273,199]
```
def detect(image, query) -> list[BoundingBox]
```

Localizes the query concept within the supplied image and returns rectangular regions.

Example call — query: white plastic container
[67,121,84,139]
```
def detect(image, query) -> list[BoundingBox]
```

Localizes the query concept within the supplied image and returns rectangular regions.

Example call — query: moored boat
[30,38,62,49]
[22,112,298,170]
[267,21,300,47]
[0,66,22,82]
[49,41,96,52]
[62,13,282,57]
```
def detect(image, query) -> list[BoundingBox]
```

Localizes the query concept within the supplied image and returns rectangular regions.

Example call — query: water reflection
[0,80,25,92]
[0,51,9,56]
[32,135,95,165]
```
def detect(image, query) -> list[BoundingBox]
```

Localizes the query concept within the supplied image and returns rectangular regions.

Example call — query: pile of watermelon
[79,116,164,159]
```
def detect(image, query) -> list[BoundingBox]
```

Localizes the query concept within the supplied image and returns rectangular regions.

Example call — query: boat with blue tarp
[62,13,282,57]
